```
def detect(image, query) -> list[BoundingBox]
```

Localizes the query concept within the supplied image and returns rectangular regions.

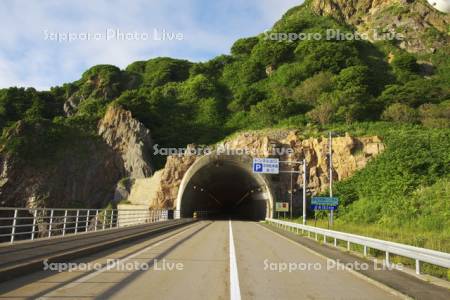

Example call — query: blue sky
[0,0,302,90]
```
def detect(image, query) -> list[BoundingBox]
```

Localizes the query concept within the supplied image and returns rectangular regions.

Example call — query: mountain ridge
[0,0,449,209]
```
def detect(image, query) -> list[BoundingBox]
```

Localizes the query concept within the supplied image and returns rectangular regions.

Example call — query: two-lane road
[0,220,401,299]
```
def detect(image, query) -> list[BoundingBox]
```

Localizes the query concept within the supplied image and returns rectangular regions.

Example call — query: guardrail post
[62,209,68,236]
[347,241,350,251]
[10,209,18,243]
[75,209,79,234]
[323,235,326,243]
[315,233,318,241]
[110,210,114,229]
[415,260,420,275]
[102,210,106,230]
[385,251,390,266]
[85,210,90,232]
[94,210,99,231]
[334,238,337,247]
[363,246,367,256]
[31,209,37,241]
[48,209,54,238]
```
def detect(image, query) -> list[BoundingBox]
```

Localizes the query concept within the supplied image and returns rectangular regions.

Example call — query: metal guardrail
[267,218,450,275]
[0,207,173,244]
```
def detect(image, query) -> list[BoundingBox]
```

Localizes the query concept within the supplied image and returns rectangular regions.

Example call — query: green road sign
[311,197,339,206]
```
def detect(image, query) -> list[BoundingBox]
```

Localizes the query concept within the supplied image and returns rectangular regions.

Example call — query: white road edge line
[229,220,241,300]
[257,223,412,300]
[38,222,200,298]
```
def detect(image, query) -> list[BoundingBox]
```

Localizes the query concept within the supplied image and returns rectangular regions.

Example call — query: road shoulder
[262,222,450,300]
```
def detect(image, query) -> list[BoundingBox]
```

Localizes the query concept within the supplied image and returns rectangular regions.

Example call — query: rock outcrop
[308,0,450,53]
[154,147,198,208]
[99,106,153,178]
[0,136,124,208]
[152,130,385,209]
[0,106,153,209]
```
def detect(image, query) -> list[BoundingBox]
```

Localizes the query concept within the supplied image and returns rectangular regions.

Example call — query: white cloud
[0,0,303,90]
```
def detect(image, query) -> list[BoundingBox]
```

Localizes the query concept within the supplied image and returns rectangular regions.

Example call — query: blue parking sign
[253,163,263,173]
[252,158,279,174]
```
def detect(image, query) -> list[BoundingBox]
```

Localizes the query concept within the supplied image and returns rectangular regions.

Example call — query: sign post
[302,159,307,225]
[279,160,307,223]
[311,197,339,228]
[311,197,339,211]
[253,157,308,223]
[329,132,334,227]
[276,202,289,218]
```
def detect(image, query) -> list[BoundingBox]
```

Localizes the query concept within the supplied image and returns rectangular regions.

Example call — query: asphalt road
[0,220,403,300]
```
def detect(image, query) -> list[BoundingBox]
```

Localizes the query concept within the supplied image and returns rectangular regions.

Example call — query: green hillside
[0,1,449,255]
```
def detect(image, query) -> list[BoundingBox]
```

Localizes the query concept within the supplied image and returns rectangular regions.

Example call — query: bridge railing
[0,207,173,244]
[266,218,450,275]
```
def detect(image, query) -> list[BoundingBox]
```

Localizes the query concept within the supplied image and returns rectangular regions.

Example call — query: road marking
[258,223,411,300]
[38,222,200,298]
[229,220,241,300]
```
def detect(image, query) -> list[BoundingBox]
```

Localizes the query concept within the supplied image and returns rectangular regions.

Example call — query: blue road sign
[252,158,279,174]
[311,204,337,211]
[253,163,263,173]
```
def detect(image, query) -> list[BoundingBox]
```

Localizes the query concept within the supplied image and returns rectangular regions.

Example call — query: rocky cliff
[307,0,450,53]
[151,130,385,209]
[0,106,153,208]
[99,106,153,179]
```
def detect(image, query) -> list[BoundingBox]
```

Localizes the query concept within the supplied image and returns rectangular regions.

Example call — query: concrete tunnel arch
[175,152,274,220]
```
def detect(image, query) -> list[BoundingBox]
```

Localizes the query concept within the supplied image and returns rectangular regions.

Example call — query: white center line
[229,220,241,300]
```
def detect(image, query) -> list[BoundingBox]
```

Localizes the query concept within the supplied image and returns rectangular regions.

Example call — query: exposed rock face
[99,106,153,178]
[0,106,154,209]
[154,147,198,208]
[308,0,450,53]
[152,131,385,209]
[0,138,124,208]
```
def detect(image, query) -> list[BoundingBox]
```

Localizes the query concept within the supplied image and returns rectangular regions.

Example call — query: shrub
[382,103,418,123]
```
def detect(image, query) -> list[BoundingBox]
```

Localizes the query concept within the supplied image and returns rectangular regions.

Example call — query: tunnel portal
[175,154,274,220]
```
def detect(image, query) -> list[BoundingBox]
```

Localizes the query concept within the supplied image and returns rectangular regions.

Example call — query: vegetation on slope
[0,1,448,256]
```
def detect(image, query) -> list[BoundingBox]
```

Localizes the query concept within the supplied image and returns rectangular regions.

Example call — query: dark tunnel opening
[179,159,271,220]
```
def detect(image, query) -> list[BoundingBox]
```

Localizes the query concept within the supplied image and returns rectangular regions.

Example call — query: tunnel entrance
[176,153,274,220]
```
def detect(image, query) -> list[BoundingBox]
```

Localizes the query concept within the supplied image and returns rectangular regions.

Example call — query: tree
[382,103,418,123]
[251,39,295,67]
[227,86,266,112]
[377,79,448,108]
[334,66,370,92]
[391,52,419,73]
[231,37,259,57]
[126,57,192,88]
[418,102,450,128]
[307,102,335,125]
[295,40,361,75]
[292,72,334,105]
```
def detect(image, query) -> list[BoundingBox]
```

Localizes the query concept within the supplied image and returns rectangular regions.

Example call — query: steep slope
[0,106,153,208]
[307,0,449,53]
[0,0,449,210]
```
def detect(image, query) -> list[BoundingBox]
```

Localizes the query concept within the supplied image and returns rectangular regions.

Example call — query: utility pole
[289,169,293,219]
[302,158,307,225]
[279,160,307,221]
[329,132,334,227]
